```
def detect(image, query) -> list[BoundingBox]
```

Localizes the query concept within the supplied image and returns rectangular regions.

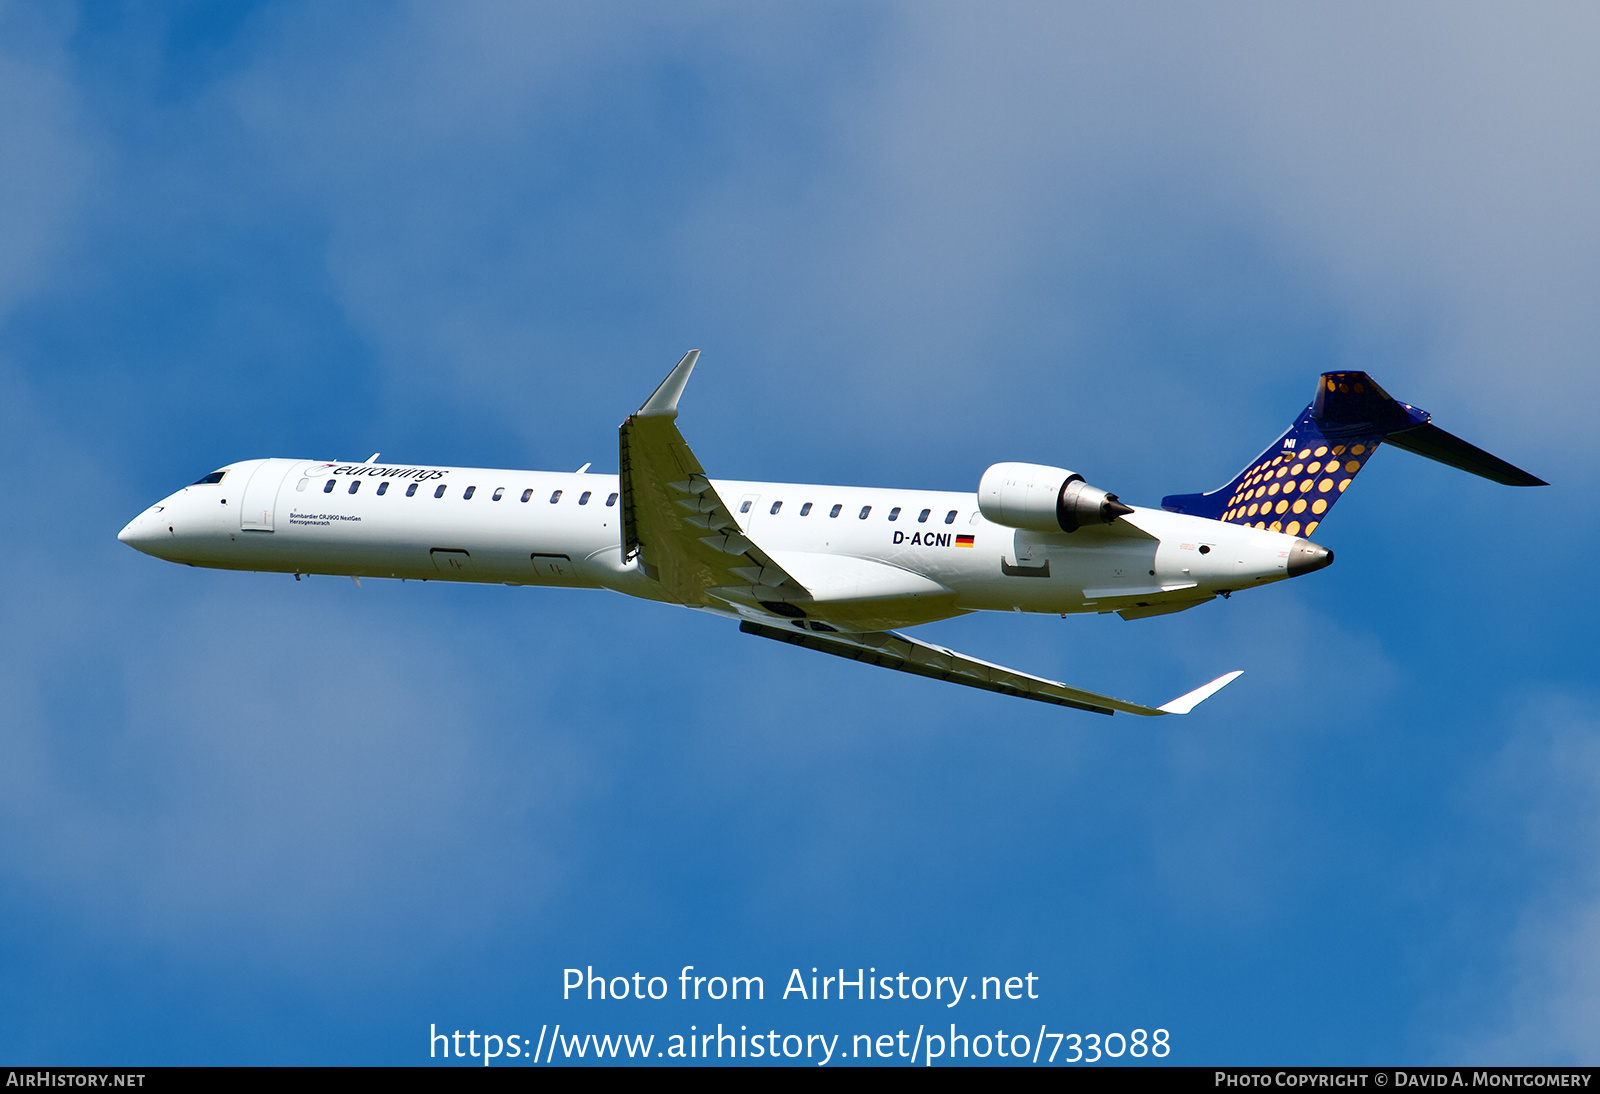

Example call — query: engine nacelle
[977,462,1134,533]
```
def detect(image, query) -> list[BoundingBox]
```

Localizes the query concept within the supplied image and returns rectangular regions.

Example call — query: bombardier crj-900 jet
[119,354,1544,716]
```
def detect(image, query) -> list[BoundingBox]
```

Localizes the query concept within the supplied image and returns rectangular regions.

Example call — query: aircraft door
[239,459,299,532]
[735,493,761,532]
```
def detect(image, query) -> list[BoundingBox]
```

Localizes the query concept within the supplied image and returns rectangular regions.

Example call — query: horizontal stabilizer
[1384,422,1547,486]
[741,620,1239,716]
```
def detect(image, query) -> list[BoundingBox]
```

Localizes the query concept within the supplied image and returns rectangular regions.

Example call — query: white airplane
[118,353,1543,716]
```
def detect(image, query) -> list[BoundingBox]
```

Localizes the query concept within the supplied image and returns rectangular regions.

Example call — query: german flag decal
[955,535,975,547]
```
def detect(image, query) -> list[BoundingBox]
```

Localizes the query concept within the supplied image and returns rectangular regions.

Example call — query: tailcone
[1286,539,1334,577]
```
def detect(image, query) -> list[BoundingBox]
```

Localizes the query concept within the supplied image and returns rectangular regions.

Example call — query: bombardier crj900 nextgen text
[119,354,1544,716]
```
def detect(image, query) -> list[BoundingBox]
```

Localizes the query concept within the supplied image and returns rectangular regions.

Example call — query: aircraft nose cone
[1286,539,1334,577]
[118,510,162,553]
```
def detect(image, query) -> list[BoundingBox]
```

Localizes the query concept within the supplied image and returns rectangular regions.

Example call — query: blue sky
[2,1,1598,1066]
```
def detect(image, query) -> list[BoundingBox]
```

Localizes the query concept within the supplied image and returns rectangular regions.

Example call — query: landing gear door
[239,459,299,532]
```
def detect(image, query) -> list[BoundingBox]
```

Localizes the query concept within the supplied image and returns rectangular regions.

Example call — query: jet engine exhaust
[1057,479,1134,532]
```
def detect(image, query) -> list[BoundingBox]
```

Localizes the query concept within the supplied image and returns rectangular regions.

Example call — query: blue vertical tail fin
[1160,371,1544,538]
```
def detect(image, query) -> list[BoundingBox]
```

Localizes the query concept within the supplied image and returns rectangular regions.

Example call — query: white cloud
[0,4,93,316]
[169,2,1597,490]
[0,0,1589,1043]
[1454,693,1600,1062]
[0,564,590,972]
[686,3,1600,465]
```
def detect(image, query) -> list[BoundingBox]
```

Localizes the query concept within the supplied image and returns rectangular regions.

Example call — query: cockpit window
[191,470,227,486]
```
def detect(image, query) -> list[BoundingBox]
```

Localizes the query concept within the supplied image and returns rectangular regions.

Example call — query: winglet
[637,350,700,419]
[1157,670,1244,714]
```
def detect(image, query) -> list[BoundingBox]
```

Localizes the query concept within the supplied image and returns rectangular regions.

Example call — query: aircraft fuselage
[120,457,1307,631]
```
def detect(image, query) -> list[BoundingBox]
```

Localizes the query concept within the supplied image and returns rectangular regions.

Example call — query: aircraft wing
[740,620,1241,716]
[619,351,807,610]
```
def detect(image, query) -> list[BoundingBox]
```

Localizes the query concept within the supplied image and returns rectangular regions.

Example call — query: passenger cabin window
[463,486,476,500]
[858,506,871,519]
[579,491,592,505]
[376,482,388,496]
[191,471,227,485]
[800,502,813,516]
[606,493,618,506]
[492,487,504,501]
[434,484,447,498]
[944,510,957,524]
[521,488,533,502]
[888,506,901,521]
[406,483,418,497]
[295,478,308,492]
[770,501,782,515]
[348,480,360,494]
[829,504,842,518]
[550,490,562,503]
[739,500,752,513]
[917,508,930,523]
[323,480,336,494]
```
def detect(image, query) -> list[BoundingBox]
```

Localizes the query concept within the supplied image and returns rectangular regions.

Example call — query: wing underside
[740,621,1241,716]
[619,350,807,612]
